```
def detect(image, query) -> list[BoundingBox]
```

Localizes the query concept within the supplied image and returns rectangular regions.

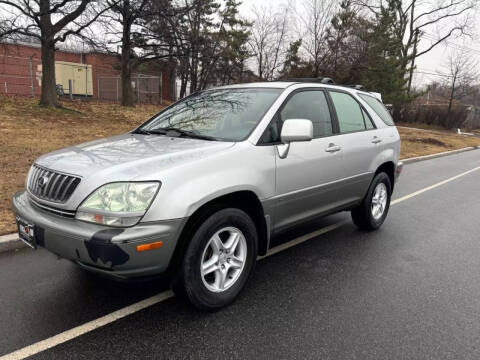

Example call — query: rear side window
[362,108,375,129]
[280,90,333,138]
[329,91,366,133]
[359,93,395,126]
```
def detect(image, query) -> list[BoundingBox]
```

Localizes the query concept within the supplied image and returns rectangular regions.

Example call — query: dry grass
[397,124,480,158]
[0,96,163,235]
[1,97,479,235]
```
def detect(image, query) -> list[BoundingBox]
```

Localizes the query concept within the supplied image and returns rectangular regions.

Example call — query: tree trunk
[313,62,319,78]
[447,73,457,128]
[121,48,134,106]
[407,30,419,94]
[121,0,134,107]
[121,61,134,107]
[180,71,188,98]
[189,54,198,94]
[39,40,59,107]
[38,0,58,107]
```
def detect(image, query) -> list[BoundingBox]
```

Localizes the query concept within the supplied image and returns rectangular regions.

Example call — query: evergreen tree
[359,1,411,106]
[278,39,306,79]
[201,0,251,86]
[325,0,357,83]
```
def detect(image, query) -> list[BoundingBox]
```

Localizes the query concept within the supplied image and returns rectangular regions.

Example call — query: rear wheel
[351,172,391,231]
[174,208,258,310]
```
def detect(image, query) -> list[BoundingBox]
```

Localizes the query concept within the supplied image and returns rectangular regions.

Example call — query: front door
[273,89,348,232]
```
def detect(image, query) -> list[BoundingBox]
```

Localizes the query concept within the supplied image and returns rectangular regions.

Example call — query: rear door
[327,90,382,203]
[271,89,349,232]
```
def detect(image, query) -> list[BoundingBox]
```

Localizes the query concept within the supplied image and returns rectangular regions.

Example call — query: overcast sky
[239,0,480,88]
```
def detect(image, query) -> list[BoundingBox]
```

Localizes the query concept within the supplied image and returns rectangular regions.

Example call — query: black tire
[173,208,258,311]
[351,172,392,231]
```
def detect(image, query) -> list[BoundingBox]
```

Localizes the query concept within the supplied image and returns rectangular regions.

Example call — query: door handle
[325,144,341,153]
[372,137,382,144]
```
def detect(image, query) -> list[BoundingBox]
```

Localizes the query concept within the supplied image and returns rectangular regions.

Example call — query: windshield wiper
[132,129,152,135]
[154,127,218,141]
[133,127,218,141]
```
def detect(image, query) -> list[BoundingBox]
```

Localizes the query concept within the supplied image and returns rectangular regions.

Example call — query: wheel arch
[375,161,395,191]
[168,190,269,273]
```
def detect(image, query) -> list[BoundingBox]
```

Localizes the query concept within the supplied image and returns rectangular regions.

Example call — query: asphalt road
[1,149,480,359]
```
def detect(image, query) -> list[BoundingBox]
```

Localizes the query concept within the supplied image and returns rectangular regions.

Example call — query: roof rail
[346,84,367,91]
[285,77,336,84]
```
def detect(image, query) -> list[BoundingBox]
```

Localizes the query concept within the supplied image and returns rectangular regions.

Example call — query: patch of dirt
[406,137,447,147]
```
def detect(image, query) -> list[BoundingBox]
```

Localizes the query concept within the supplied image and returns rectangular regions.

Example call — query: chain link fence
[0,54,163,104]
[97,74,162,104]
[0,54,42,96]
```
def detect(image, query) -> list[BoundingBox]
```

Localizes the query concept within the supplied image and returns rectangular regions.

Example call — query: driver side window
[260,90,333,144]
[280,90,333,138]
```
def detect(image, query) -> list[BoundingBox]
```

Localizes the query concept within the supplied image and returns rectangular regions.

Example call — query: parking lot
[1,149,480,359]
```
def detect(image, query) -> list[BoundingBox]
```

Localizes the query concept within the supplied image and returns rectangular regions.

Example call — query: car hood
[35,133,235,180]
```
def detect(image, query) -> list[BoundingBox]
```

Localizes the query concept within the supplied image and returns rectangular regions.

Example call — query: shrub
[393,104,470,129]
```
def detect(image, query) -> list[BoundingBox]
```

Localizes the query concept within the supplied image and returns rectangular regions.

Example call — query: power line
[422,32,480,56]
[415,70,451,78]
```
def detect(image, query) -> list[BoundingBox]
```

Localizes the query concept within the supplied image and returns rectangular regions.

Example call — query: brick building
[0,40,175,103]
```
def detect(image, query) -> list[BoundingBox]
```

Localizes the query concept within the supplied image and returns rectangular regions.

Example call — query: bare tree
[355,0,477,93]
[442,48,478,119]
[99,0,150,106]
[248,4,289,80]
[295,0,337,77]
[0,0,111,107]
[93,0,188,105]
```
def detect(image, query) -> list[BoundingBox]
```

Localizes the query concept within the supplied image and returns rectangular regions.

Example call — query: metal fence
[0,54,41,96]
[0,54,163,104]
[97,74,162,104]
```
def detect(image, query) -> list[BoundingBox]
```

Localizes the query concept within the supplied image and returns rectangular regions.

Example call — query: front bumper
[12,191,186,280]
[395,161,403,182]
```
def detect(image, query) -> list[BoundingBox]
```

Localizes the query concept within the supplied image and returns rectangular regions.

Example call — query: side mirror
[280,119,314,143]
[277,119,313,159]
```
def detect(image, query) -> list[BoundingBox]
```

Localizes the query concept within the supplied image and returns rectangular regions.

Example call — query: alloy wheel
[200,226,247,293]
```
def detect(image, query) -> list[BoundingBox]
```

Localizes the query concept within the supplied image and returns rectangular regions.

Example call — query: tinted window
[359,93,395,126]
[280,91,333,138]
[141,88,282,141]
[329,91,366,133]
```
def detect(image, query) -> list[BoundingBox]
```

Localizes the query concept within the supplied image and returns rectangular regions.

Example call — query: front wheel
[175,208,258,310]
[351,172,392,231]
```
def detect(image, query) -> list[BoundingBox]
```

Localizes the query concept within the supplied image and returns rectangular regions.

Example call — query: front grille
[28,165,81,203]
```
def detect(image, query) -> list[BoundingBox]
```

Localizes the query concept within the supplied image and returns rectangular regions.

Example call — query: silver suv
[13,81,402,310]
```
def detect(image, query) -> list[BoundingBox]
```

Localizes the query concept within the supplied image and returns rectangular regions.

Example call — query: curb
[401,146,479,164]
[0,146,479,254]
[0,233,26,253]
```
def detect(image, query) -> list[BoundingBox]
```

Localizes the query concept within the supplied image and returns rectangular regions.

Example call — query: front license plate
[16,216,37,249]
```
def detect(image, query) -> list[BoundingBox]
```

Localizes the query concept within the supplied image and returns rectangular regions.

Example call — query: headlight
[75,182,160,227]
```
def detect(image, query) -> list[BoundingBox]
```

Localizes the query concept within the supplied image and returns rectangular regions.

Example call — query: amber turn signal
[136,241,163,252]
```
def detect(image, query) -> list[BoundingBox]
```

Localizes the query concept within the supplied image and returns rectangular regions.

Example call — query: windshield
[139,88,282,141]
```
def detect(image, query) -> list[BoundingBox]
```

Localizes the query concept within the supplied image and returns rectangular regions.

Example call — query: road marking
[391,166,480,205]
[0,291,174,360]
[2,165,480,360]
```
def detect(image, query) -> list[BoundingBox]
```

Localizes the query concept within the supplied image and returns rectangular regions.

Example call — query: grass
[0,96,163,235]
[397,123,480,158]
[1,96,480,235]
